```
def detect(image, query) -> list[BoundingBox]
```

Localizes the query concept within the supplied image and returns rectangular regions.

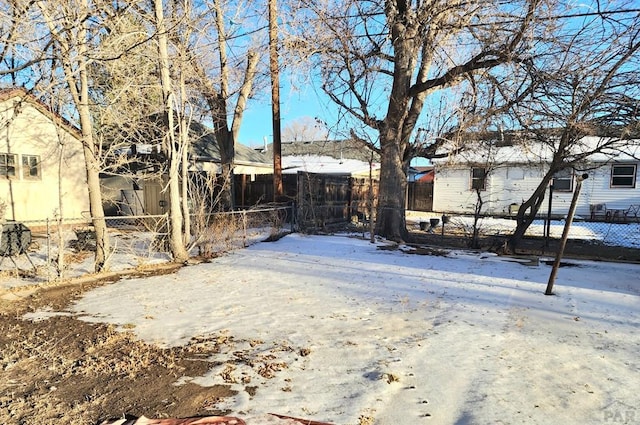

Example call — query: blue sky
[237,75,336,149]
[237,75,434,167]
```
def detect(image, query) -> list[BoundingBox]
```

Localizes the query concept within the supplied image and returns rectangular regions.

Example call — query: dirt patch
[541,260,581,267]
[0,276,242,425]
[401,245,450,257]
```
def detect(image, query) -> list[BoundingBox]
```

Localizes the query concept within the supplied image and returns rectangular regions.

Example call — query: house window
[610,164,636,188]
[471,167,487,190]
[552,169,573,192]
[0,153,17,178]
[22,155,41,179]
[507,167,525,180]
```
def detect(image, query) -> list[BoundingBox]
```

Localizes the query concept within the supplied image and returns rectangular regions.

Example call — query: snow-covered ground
[25,234,640,425]
[0,226,273,290]
[2,211,639,292]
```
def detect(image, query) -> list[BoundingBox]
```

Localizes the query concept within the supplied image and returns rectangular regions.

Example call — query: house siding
[433,165,545,215]
[433,161,640,218]
[582,162,640,213]
[0,93,89,222]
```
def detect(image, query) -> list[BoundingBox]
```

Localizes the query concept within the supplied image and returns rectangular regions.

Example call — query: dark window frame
[552,169,573,192]
[22,154,41,180]
[610,164,636,188]
[0,153,17,179]
[470,167,487,191]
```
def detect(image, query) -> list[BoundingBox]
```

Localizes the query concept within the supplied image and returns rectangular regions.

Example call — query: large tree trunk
[212,0,234,210]
[215,95,234,211]
[189,50,257,210]
[208,47,257,210]
[211,95,234,211]
[375,130,409,242]
[80,120,110,271]
[77,40,110,270]
[373,4,419,242]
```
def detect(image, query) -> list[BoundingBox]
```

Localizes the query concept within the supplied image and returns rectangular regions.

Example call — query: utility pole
[269,0,283,200]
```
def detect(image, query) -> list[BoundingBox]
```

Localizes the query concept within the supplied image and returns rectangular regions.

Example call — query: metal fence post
[545,184,554,246]
[242,210,247,247]
[46,218,51,282]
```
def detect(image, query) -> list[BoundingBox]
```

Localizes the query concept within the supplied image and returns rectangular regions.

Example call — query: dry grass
[0,305,241,424]
[193,214,243,258]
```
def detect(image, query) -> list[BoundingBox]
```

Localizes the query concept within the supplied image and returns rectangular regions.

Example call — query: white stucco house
[432,137,640,221]
[0,88,89,223]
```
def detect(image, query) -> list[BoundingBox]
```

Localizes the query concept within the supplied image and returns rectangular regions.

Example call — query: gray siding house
[432,137,640,220]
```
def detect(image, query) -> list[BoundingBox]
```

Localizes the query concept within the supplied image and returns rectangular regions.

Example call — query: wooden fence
[236,172,379,229]
[407,181,433,212]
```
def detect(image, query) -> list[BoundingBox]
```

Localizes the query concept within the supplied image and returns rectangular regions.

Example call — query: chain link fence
[0,205,293,284]
[4,204,637,285]
[410,213,640,252]
[297,203,640,250]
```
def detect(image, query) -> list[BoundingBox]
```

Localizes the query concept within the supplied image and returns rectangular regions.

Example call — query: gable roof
[110,114,272,167]
[432,136,640,166]
[0,87,82,139]
[189,121,271,166]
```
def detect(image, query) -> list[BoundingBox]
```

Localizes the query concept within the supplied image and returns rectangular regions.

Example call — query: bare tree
[36,0,113,271]
[188,0,261,210]
[505,6,640,251]
[290,0,548,241]
[0,0,53,85]
[91,0,262,258]
[152,0,189,262]
[282,116,329,142]
[87,9,164,165]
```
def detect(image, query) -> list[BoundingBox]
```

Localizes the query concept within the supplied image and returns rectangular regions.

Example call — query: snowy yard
[26,233,639,425]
